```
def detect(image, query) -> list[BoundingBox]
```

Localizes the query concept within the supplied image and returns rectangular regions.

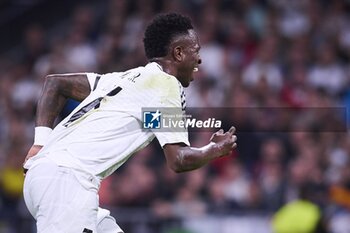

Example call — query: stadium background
[1,0,350,232]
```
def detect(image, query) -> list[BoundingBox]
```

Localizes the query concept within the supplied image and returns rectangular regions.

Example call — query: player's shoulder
[143,62,179,88]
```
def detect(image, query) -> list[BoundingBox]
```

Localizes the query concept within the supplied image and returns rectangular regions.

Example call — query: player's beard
[177,68,194,87]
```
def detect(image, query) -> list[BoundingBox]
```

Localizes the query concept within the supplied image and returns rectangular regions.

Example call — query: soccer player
[23,13,237,233]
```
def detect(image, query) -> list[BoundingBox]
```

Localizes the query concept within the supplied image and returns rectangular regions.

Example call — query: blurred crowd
[1,0,350,232]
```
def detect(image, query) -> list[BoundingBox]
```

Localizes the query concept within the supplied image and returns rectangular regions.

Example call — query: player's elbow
[167,156,192,173]
[169,164,187,173]
[164,144,192,173]
[166,159,187,173]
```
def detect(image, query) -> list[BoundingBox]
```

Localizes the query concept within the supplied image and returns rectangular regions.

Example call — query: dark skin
[25,73,90,164]
[25,29,237,173]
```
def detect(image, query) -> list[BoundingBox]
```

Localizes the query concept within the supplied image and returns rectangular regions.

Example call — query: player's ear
[172,46,183,62]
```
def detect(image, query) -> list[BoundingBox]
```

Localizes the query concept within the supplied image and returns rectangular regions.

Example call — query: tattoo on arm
[165,144,215,172]
[36,73,91,128]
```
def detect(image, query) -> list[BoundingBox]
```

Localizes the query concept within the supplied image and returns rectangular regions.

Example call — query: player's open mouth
[193,67,199,72]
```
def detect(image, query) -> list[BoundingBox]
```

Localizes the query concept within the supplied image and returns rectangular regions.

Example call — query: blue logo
[143,110,161,129]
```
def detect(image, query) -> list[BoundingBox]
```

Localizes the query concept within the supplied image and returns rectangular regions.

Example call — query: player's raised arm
[163,126,237,173]
[36,73,91,128]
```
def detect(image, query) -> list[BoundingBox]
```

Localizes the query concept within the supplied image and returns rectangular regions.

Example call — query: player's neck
[149,58,176,76]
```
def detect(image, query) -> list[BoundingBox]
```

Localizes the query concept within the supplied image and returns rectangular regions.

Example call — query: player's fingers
[211,129,222,141]
[209,133,214,141]
[232,135,237,142]
[228,126,236,135]
[232,143,237,149]
[23,153,34,166]
[212,129,224,139]
[24,154,33,161]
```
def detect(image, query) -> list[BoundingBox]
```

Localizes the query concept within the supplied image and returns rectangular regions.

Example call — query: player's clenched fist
[23,145,43,166]
[210,126,237,157]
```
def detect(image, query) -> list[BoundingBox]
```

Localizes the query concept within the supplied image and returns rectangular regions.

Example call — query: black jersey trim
[92,75,101,91]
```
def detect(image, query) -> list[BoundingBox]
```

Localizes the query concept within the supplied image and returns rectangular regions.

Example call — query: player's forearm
[36,74,91,127]
[164,129,236,173]
[170,143,223,172]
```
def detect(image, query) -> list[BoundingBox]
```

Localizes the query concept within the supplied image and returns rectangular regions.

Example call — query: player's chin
[182,81,190,87]
[184,76,194,87]
[179,72,194,87]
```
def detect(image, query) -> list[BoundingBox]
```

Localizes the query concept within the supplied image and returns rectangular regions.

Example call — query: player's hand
[24,145,43,163]
[23,145,43,175]
[210,126,237,157]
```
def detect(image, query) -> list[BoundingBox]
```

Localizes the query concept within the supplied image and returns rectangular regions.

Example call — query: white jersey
[24,62,189,179]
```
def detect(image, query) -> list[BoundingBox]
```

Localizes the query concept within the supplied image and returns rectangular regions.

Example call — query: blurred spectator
[63,6,98,72]
[219,159,255,209]
[272,183,329,233]
[206,176,231,214]
[281,65,309,108]
[273,0,310,39]
[171,186,207,219]
[307,42,348,97]
[18,24,48,69]
[153,167,207,220]
[112,158,157,207]
[256,137,286,211]
[242,35,283,101]
[0,144,26,233]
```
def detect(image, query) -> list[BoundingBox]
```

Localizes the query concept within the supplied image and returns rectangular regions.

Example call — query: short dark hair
[143,13,193,59]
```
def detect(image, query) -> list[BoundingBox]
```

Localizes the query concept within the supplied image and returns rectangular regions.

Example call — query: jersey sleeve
[86,72,122,92]
[152,78,190,147]
[86,72,101,92]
